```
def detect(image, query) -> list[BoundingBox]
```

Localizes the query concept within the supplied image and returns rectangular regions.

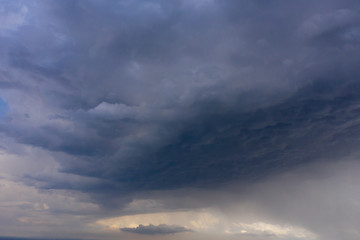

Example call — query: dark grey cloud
[120,224,192,235]
[1,1,360,240]
[1,0,360,228]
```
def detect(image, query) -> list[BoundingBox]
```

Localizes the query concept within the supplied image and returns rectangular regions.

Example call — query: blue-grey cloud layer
[1,0,360,212]
[121,224,192,235]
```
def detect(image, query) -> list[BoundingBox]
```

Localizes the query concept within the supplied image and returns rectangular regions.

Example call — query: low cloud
[228,222,317,239]
[120,224,192,235]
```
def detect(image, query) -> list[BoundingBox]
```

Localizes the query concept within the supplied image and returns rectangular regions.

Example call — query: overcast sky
[1,0,360,239]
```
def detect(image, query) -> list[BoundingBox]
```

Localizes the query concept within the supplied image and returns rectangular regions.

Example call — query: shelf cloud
[0,0,360,240]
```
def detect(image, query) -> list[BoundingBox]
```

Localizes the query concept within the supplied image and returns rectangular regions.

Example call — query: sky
[1,0,360,239]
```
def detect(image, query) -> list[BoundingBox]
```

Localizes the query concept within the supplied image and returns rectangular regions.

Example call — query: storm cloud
[1,0,360,240]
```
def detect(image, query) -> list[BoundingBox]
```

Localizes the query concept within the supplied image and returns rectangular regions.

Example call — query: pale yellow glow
[230,221,317,239]
[96,209,317,239]
[96,210,220,231]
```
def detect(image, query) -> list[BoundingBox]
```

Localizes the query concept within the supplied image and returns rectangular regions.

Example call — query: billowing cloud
[1,0,360,193]
[0,0,360,240]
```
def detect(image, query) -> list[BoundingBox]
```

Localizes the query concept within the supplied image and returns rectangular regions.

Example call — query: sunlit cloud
[227,222,317,239]
[95,209,316,239]
[96,210,220,232]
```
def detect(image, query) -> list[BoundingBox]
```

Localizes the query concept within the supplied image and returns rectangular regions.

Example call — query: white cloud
[89,102,138,119]
[229,222,317,239]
